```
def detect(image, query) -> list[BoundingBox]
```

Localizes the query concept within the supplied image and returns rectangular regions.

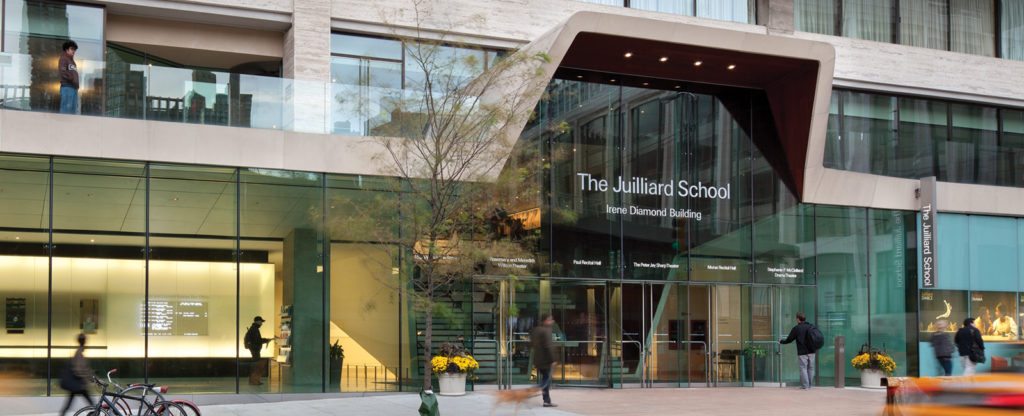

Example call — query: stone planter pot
[438,373,467,396]
[860,369,885,388]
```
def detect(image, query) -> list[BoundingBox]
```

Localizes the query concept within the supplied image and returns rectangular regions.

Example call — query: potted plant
[329,340,344,387]
[432,342,479,396]
[851,345,896,388]
[740,345,768,382]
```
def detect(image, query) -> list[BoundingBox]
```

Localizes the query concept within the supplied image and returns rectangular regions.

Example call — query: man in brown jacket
[530,313,558,407]
[58,40,79,114]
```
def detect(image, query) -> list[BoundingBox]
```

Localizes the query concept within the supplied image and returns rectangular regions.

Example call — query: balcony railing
[0,52,430,137]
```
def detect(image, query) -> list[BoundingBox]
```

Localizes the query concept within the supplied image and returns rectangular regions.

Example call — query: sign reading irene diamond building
[577,173,730,221]
[920,177,937,288]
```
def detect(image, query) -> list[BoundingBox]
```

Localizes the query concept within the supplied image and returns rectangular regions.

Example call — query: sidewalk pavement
[9,386,887,416]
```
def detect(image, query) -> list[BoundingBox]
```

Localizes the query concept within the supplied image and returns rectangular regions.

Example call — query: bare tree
[330,0,549,392]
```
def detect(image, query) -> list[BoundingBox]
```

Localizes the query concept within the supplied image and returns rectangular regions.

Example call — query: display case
[277,304,293,363]
[919,290,968,338]
[971,291,1018,342]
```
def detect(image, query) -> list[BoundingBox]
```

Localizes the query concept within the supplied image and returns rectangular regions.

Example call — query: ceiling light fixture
[610,79,616,82]
[728,64,737,70]
[659,57,668,62]
[576,75,583,79]
[624,52,633,58]
[89,239,95,243]
[642,82,649,86]
[694,61,703,67]
[674,85,681,89]
[14,236,20,240]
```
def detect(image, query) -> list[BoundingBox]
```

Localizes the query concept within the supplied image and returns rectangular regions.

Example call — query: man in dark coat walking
[780,312,816,389]
[954,317,984,376]
[531,313,558,407]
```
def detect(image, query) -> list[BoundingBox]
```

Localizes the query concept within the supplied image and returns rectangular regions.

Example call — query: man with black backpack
[780,312,824,390]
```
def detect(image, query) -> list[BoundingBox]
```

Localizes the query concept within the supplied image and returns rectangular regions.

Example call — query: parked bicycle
[73,370,199,416]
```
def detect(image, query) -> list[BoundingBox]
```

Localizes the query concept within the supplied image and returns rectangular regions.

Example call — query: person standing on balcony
[58,40,79,114]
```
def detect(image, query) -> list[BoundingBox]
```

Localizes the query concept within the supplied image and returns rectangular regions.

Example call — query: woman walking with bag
[59,333,94,415]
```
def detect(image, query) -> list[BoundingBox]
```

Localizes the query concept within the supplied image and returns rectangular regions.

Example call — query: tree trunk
[423,303,433,391]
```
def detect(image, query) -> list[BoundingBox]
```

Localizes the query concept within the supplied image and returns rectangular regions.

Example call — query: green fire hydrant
[419,390,440,416]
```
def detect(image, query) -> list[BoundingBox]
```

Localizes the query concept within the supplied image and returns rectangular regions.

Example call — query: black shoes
[543,403,557,407]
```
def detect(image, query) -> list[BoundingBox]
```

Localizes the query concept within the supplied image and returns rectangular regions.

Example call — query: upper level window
[578,0,755,24]
[1001,0,1024,60]
[796,0,1010,59]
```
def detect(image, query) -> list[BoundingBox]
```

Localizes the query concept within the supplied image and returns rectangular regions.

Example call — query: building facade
[0,0,1022,396]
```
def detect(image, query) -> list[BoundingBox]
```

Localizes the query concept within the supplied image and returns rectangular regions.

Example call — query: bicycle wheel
[173,400,201,416]
[143,401,187,416]
[115,385,167,415]
[73,406,112,416]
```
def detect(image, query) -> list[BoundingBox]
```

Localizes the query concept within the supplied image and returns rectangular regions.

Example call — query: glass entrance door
[744,285,816,387]
[487,278,609,388]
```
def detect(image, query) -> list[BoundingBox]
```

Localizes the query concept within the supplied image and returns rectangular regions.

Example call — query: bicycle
[100,370,201,416]
[73,370,187,416]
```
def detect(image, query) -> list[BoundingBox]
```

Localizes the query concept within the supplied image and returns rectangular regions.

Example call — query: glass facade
[918,213,1024,376]
[824,89,1024,188]
[796,0,1024,61]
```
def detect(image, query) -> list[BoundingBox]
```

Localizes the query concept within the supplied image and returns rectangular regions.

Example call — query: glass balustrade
[0,52,449,138]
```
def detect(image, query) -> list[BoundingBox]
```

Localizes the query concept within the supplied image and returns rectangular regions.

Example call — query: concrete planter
[438,373,467,396]
[860,369,885,388]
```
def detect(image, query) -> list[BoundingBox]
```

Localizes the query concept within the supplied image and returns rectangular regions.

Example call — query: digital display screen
[140,298,208,336]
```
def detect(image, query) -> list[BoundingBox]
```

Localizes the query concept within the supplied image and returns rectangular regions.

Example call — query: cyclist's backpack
[805,323,825,352]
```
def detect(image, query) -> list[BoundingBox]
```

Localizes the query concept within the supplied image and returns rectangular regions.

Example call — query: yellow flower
[431,356,449,374]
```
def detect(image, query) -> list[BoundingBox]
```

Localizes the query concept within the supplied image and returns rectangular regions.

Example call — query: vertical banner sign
[920,177,937,288]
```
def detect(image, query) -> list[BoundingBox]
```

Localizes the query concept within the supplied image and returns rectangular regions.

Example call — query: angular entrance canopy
[513,12,835,199]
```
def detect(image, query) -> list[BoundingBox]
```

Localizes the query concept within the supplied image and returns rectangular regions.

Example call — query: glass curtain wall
[147,165,238,393]
[825,89,1024,188]
[918,213,1024,376]
[0,155,50,396]
[239,169,325,394]
[50,160,146,392]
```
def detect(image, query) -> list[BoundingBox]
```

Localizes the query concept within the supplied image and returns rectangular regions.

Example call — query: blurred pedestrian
[530,313,558,407]
[930,320,954,376]
[955,317,985,376]
[59,333,94,415]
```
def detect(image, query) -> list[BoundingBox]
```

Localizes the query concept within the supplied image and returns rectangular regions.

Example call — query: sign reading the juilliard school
[920,177,937,288]
[577,173,730,221]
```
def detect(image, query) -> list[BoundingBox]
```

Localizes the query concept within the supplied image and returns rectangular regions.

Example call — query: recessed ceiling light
[89,239,95,243]
[728,64,737,70]
[642,82,649,86]
[659,57,668,62]
[576,75,583,79]
[674,85,681,88]
[14,236,20,240]
[610,79,616,82]
[694,61,703,67]
[624,52,633,58]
